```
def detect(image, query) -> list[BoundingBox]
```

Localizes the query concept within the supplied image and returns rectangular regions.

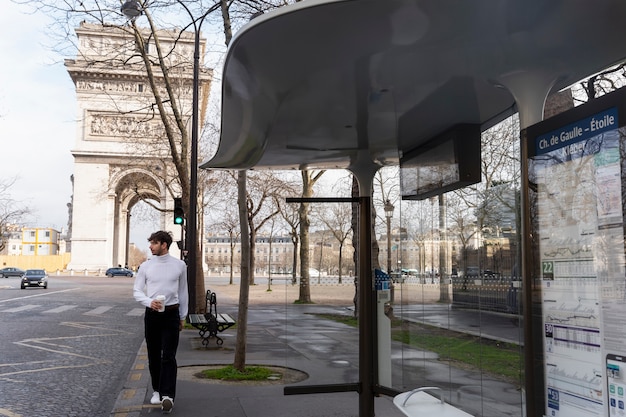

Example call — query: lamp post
[383,199,394,274]
[383,199,394,303]
[122,0,215,313]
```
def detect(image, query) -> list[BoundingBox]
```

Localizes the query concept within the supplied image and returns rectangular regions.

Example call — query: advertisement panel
[527,88,626,417]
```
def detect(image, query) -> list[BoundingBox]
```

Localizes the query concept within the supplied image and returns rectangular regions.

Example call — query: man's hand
[179,320,185,331]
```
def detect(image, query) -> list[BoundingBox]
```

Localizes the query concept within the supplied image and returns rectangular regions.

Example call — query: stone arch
[66,23,205,272]
[109,168,166,267]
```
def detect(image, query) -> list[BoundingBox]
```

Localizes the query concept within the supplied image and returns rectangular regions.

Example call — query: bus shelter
[201,1,626,416]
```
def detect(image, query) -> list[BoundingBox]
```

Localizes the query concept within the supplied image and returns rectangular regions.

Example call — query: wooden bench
[393,387,473,417]
[187,290,236,346]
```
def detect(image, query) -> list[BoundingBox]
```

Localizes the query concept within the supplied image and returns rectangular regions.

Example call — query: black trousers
[145,307,180,399]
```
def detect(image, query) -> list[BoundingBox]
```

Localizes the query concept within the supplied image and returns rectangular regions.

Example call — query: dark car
[0,267,25,278]
[21,269,48,289]
[464,266,480,277]
[105,267,134,277]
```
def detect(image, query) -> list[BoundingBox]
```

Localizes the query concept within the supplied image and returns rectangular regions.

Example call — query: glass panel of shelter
[391,192,525,417]
[276,172,524,416]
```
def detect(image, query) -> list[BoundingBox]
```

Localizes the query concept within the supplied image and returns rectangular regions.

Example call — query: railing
[451,276,522,314]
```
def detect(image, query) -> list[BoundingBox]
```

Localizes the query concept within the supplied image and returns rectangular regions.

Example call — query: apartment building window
[30,231,35,238]
[45,231,50,238]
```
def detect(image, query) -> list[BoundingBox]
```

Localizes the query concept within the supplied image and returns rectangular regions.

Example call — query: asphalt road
[0,275,145,417]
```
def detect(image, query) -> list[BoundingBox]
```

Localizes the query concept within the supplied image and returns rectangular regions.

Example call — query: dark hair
[148,230,173,249]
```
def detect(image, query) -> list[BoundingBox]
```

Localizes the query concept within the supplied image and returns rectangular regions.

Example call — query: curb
[110,341,151,417]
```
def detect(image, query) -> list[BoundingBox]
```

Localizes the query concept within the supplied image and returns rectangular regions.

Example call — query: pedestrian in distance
[133,230,189,414]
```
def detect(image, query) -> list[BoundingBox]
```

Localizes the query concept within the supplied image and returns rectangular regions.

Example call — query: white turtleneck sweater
[133,253,189,319]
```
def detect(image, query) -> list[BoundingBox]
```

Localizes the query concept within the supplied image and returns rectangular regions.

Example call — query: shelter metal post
[283,196,377,417]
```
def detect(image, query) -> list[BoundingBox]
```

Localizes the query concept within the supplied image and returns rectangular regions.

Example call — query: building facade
[21,228,60,256]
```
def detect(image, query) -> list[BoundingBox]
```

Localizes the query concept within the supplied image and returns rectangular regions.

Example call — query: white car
[308,268,321,277]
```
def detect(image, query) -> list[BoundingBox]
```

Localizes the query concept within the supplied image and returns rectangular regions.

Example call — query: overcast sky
[1,2,75,233]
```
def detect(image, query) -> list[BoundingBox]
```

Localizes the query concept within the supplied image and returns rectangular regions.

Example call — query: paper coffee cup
[156,295,166,312]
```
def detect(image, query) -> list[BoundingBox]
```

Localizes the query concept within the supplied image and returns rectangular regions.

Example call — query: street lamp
[383,199,394,274]
[122,0,214,313]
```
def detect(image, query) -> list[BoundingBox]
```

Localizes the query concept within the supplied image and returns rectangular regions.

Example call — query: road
[0,275,145,417]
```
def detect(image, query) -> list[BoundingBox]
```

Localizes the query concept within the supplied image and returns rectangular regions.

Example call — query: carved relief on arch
[88,112,165,140]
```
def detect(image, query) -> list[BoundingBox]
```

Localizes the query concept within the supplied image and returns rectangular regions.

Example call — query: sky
[0,2,76,233]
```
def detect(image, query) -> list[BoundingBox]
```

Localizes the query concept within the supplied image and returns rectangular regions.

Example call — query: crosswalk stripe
[84,306,113,315]
[1,304,40,313]
[126,308,145,317]
[0,304,145,316]
[43,305,77,314]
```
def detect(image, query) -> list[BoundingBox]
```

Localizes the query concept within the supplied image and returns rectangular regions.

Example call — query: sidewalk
[110,282,523,416]
[110,285,406,417]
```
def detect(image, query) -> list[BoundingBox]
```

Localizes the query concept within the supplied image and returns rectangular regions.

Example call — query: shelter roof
[201,0,626,172]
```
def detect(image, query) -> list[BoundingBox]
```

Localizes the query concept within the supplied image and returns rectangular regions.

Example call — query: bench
[187,290,236,346]
[393,387,473,417]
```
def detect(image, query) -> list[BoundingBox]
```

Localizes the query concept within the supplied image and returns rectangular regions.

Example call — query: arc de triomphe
[65,22,211,271]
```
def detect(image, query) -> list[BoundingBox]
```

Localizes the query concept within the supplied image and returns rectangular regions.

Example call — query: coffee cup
[156,295,166,312]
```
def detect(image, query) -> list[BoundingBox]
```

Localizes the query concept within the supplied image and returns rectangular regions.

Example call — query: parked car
[105,267,134,277]
[21,269,48,289]
[0,267,25,278]
[308,268,321,277]
[482,269,501,280]
[464,266,480,277]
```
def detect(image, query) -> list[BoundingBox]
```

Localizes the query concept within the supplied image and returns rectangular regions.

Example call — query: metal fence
[451,277,522,315]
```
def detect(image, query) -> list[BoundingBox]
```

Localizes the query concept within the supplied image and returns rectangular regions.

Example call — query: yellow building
[21,228,60,256]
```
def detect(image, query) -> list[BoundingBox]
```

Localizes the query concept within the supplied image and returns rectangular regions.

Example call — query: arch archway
[68,162,181,271]
[111,169,163,268]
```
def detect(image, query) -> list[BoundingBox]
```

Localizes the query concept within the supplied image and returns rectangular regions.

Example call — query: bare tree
[246,172,297,285]
[213,209,240,285]
[280,202,300,284]
[576,63,626,102]
[316,203,353,283]
[127,243,148,269]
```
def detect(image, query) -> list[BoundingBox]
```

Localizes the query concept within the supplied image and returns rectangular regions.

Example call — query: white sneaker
[150,391,161,405]
[161,396,174,413]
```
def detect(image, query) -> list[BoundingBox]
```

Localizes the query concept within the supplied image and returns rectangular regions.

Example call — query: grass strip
[199,365,280,381]
[313,312,522,384]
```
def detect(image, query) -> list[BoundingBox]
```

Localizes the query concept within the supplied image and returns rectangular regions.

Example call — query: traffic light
[173,197,184,225]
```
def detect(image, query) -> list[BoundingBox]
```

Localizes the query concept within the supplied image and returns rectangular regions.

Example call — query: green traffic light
[175,216,184,225]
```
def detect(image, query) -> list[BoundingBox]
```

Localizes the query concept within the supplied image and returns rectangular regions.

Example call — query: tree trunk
[351,176,359,318]
[291,234,298,285]
[298,171,313,303]
[233,170,249,371]
[438,194,450,302]
[249,228,256,286]
[338,241,343,284]
[193,238,206,312]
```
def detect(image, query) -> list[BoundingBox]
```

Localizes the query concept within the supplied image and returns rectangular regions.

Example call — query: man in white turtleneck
[133,230,188,414]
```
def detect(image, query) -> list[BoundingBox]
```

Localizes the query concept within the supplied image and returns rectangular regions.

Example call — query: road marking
[126,308,145,316]
[43,305,77,314]
[84,305,113,315]
[0,408,22,417]
[1,304,40,313]
[0,288,78,304]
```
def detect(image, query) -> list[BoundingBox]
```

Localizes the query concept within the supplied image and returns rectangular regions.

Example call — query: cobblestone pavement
[0,276,145,417]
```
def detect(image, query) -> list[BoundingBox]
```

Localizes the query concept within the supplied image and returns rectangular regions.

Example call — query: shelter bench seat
[393,387,473,417]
